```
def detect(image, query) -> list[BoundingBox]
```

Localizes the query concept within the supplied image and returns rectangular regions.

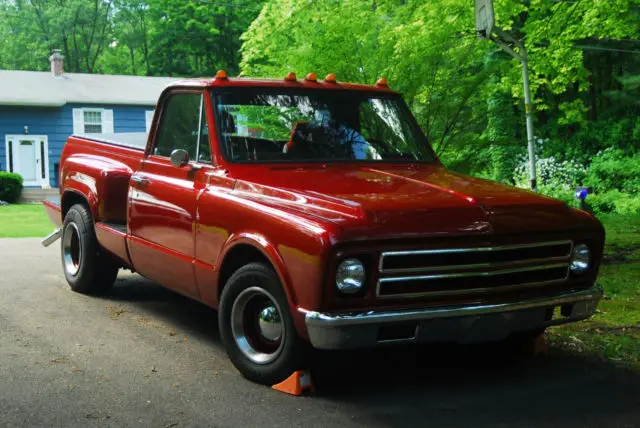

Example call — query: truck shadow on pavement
[104,275,640,426]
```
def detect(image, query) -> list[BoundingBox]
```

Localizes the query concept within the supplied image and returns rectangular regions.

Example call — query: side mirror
[170,149,189,168]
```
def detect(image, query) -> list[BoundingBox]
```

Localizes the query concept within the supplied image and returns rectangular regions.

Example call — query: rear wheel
[61,204,119,294]
[219,262,306,385]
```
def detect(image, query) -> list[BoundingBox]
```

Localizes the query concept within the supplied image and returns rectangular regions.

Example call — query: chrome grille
[377,240,573,298]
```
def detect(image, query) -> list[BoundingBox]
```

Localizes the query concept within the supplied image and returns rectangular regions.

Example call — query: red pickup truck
[42,72,604,385]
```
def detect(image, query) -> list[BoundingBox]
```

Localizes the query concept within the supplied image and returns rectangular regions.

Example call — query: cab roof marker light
[304,72,317,82]
[324,73,337,83]
[215,70,228,80]
[376,77,388,87]
[285,72,297,82]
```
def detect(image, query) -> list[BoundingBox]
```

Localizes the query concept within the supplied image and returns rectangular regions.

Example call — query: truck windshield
[212,88,437,163]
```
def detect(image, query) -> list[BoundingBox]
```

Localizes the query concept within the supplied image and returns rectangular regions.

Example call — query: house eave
[0,99,157,108]
[0,100,66,107]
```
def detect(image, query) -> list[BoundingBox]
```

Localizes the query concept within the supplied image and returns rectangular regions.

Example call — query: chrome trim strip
[379,240,573,273]
[377,271,570,299]
[380,263,570,283]
[376,263,570,298]
[41,227,62,247]
[381,256,571,274]
[299,284,603,327]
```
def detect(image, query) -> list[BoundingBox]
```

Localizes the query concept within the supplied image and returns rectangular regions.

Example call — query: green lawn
[1,203,638,367]
[0,204,53,238]
[549,214,640,370]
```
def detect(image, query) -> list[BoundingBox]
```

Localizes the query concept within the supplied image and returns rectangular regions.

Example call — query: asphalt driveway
[1,238,639,427]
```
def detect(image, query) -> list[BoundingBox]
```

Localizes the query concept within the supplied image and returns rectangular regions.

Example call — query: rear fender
[61,155,133,222]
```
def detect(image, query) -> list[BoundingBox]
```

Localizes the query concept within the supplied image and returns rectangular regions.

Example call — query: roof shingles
[0,70,178,107]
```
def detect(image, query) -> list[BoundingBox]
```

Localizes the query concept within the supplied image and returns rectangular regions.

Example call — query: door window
[154,93,211,163]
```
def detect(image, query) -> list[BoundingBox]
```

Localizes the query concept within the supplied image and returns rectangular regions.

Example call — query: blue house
[0,51,177,188]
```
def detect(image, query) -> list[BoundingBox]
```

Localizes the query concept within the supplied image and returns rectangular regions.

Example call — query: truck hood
[232,164,588,239]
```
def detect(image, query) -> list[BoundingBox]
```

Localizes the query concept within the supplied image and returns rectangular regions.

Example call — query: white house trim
[145,110,155,132]
[5,135,50,188]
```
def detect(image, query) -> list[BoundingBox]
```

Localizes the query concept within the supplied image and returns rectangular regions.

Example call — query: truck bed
[74,132,147,151]
[43,196,61,227]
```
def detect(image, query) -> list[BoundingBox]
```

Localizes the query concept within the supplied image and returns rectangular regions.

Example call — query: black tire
[61,203,119,294]
[219,262,306,385]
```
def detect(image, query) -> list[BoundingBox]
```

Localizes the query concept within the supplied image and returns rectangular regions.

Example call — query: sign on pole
[475,0,495,39]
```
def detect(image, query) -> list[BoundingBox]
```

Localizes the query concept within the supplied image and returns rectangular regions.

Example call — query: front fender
[218,232,297,307]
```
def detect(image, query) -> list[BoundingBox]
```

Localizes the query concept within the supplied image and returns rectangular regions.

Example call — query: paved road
[1,238,639,428]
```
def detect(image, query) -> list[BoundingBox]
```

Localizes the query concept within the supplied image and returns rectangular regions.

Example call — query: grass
[1,203,638,367]
[549,214,640,370]
[0,204,53,238]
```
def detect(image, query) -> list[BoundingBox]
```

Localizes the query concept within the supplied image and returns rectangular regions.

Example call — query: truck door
[128,91,212,299]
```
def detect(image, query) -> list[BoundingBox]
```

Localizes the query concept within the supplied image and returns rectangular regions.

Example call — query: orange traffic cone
[532,334,548,356]
[271,370,314,396]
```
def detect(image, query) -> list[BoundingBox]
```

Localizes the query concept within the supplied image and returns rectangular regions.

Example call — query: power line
[188,0,265,10]
[575,45,640,54]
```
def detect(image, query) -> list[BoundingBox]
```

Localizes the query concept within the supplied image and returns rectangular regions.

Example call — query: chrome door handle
[131,176,150,185]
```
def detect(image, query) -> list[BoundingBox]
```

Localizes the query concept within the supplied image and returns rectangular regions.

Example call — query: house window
[72,108,114,135]
[83,110,103,133]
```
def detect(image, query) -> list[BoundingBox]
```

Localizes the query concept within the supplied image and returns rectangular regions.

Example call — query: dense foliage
[0,0,638,213]
[240,0,639,213]
[0,172,24,203]
[0,0,264,76]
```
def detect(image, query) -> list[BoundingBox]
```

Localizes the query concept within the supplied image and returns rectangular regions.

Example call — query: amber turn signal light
[324,73,337,83]
[376,77,388,87]
[215,70,228,80]
[285,72,297,82]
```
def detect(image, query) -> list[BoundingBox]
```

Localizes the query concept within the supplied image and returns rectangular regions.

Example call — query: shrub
[513,153,586,191]
[584,148,640,194]
[588,190,640,216]
[0,172,24,203]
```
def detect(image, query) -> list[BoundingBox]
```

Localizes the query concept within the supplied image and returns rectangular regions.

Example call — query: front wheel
[61,204,119,294]
[218,262,306,385]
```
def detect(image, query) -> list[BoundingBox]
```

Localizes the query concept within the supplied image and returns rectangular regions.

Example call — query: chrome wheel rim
[231,287,284,364]
[62,223,82,276]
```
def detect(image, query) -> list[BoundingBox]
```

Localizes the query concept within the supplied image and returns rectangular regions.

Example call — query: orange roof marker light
[215,70,228,80]
[304,72,317,82]
[284,72,297,82]
[376,77,388,87]
[324,73,337,83]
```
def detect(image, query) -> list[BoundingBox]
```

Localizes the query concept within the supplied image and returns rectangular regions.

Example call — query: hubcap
[231,287,284,364]
[62,223,82,276]
[258,305,283,341]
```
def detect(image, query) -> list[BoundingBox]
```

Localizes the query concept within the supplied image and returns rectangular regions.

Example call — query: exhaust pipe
[41,227,62,247]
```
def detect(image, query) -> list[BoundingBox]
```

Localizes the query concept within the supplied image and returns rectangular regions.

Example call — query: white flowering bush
[512,143,639,215]
[513,155,587,191]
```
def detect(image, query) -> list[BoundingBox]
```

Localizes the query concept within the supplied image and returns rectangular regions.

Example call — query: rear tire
[61,203,119,294]
[219,262,306,385]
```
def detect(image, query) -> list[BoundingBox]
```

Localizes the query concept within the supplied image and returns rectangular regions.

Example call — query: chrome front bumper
[299,285,603,349]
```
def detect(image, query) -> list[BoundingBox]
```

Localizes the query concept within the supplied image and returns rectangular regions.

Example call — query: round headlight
[336,258,366,294]
[570,243,590,273]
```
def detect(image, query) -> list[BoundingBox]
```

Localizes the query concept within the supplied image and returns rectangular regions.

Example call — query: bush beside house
[0,172,24,203]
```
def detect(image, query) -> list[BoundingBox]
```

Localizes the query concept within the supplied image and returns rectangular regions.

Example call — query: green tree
[0,0,114,73]
[241,0,639,174]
